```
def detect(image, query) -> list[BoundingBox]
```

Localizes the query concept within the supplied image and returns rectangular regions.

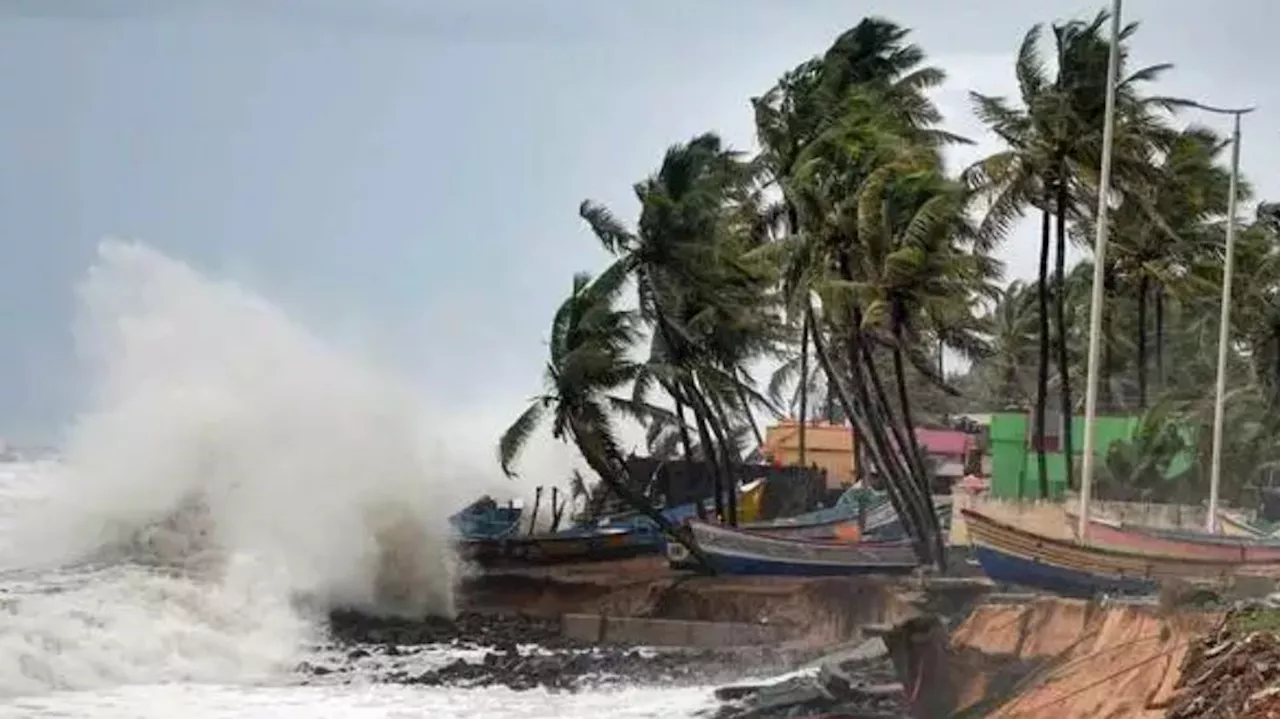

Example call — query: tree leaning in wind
[497,263,712,567]
[580,133,782,526]
[966,11,1177,495]
[754,18,978,569]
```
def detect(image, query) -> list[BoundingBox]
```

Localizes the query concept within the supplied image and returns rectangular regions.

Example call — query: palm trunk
[798,313,811,466]
[686,387,726,522]
[1141,275,1152,409]
[682,377,738,525]
[550,487,564,531]
[1154,289,1165,393]
[891,315,946,567]
[860,335,942,565]
[528,486,542,536]
[835,233,939,566]
[733,371,765,452]
[699,384,741,526]
[854,343,940,568]
[1054,177,1075,490]
[671,389,695,461]
[680,376,732,519]
[861,339,928,492]
[846,308,939,567]
[1035,204,1052,498]
[1137,275,1150,409]
[652,303,727,520]
[806,301,933,566]
[569,418,714,572]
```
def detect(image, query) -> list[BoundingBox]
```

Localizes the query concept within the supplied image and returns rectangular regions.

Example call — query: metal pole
[1207,109,1249,533]
[1076,0,1123,542]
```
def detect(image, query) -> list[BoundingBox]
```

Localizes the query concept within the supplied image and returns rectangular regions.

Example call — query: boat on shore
[449,498,523,540]
[963,508,1280,597]
[1218,511,1278,538]
[457,524,663,566]
[666,519,917,576]
[1065,510,1280,562]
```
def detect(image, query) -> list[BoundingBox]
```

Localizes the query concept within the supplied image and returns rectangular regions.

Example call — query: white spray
[0,239,490,696]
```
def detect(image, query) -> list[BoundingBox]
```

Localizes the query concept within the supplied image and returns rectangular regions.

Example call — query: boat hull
[459,528,661,567]
[971,544,1155,597]
[962,509,1269,597]
[1075,516,1280,562]
[668,519,917,576]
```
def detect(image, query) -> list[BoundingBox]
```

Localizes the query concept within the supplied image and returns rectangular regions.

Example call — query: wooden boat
[1218,511,1275,538]
[1066,510,1280,562]
[744,492,952,541]
[753,516,865,541]
[458,524,662,566]
[666,519,917,576]
[963,508,1280,597]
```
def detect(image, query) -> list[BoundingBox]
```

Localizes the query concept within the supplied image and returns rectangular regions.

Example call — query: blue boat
[667,519,917,577]
[449,497,522,539]
[740,490,952,541]
[963,509,1251,598]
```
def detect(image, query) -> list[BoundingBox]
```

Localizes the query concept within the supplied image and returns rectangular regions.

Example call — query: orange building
[762,420,857,489]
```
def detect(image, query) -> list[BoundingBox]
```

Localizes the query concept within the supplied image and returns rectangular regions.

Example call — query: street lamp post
[1192,102,1255,533]
[1076,0,1123,541]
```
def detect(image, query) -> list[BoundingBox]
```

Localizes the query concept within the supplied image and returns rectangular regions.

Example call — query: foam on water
[0,242,474,696]
[0,683,716,719]
[0,241,714,715]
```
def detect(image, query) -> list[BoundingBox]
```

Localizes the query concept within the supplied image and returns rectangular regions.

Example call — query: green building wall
[987,412,1140,499]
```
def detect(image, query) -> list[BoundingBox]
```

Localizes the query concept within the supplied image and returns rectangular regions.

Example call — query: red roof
[914,428,974,457]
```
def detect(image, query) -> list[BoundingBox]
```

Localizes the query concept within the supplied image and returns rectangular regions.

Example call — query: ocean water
[0,242,718,717]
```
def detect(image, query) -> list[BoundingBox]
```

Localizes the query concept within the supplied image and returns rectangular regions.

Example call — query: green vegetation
[498,11,1280,570]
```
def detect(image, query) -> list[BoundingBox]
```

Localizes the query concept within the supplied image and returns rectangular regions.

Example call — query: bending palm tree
[497,264,712,568]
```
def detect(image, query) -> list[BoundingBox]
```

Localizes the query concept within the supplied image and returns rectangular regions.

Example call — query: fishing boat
[597,478,768,529]
[753,516,865,541]
[1065,510,1280,562]
[962,508,1279,597]
[458,523,663,566]
[666,519,917,576]
[743,491,953,540]
[449,497,523,539]
[861,495,955,541]
[1218,511,1276,538]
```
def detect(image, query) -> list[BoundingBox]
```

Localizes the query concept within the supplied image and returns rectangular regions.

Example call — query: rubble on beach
[1169,604,1280,719]
[705,637,908,719]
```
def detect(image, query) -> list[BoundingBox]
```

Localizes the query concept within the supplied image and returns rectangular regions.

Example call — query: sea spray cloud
[30,239,470,616]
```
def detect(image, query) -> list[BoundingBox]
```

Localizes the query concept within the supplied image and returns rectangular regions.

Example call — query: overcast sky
[1,0,1277,463]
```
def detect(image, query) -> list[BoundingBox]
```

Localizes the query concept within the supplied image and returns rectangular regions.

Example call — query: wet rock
[326,609,573,649]
[393,645,758,692]
[308,608,798,692]
[707,638,908,719]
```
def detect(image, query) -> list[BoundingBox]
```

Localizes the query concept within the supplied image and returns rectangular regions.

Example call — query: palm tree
[580,133,780,526]
[1107,127,1235,406]
[979,281,1038,408]
[756,18,970,568]
[967,11,1175,493]
[497,265,711,566]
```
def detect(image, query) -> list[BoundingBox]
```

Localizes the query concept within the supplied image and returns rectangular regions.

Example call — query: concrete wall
[561,613,792,647]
